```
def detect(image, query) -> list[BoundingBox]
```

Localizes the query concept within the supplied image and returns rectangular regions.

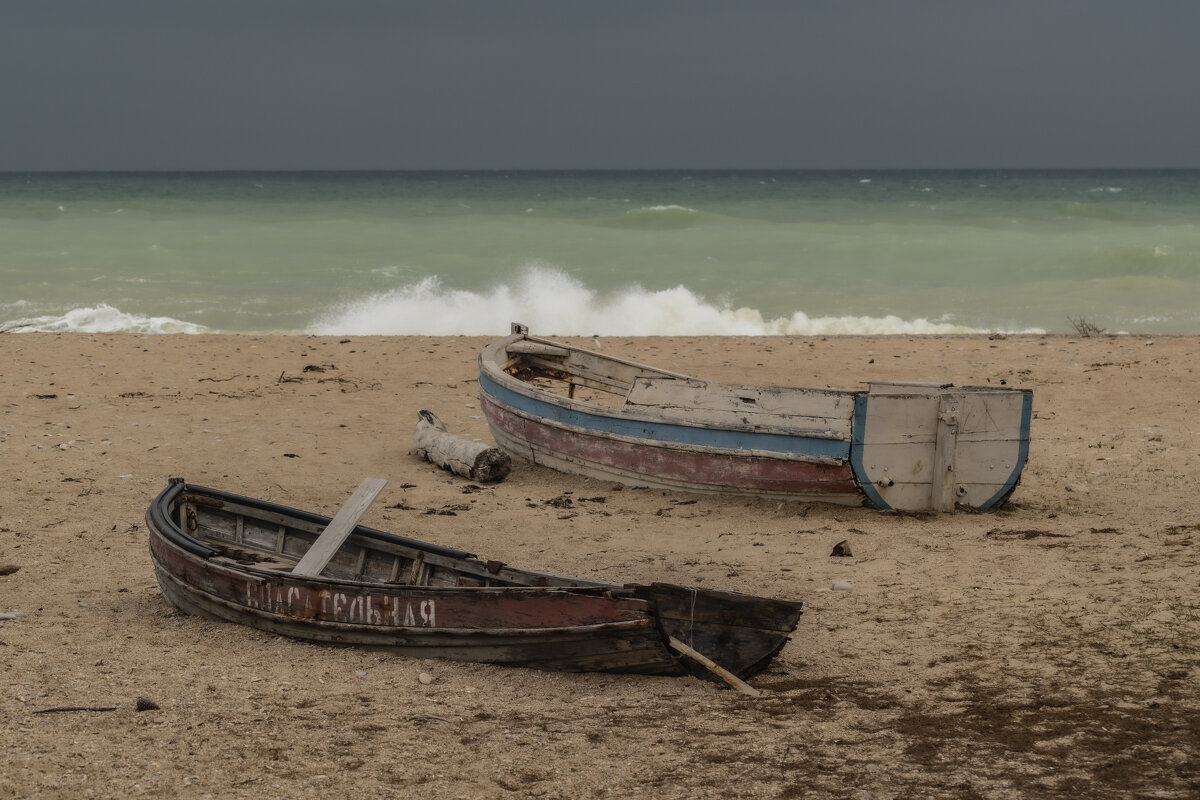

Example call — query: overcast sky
[3,1,1198,170]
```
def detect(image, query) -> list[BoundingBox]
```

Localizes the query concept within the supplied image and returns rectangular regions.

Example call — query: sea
[2,170,1198,336]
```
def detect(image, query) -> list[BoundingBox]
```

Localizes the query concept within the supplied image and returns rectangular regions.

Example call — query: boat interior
[171,488,609,591]
[502,336,669,411]
[497,334,855,438]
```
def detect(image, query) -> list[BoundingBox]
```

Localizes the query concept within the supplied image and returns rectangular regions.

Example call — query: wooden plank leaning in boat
[291,478,388,578]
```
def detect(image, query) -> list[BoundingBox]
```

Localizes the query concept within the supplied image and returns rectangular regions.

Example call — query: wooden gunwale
[153,528,623,603]
[478,372,852,464]
[481,333,856,444]
[175,490,607,590]
[481,391,851,471]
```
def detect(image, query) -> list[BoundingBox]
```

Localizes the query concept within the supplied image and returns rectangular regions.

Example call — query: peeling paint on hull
[477,327,1033,511]
[480,392,862,502]
[146,480,803,678]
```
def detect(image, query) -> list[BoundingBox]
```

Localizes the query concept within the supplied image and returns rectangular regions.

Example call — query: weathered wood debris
[414,409,511,483]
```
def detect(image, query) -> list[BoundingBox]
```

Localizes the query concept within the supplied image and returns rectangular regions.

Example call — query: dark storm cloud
[2,0,1198,169]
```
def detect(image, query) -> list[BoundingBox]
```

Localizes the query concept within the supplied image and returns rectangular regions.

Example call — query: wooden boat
[147,479,803,680]
[478,324,1032,511]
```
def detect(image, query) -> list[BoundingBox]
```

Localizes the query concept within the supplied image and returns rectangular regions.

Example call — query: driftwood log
[413,410,511,483]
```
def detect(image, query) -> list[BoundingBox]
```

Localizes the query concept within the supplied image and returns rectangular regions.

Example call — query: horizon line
[3,166,1200,175]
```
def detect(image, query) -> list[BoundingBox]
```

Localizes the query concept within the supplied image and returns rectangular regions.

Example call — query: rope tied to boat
[688,586,697,649]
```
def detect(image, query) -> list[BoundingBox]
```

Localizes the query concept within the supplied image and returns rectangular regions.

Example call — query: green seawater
[1,170,1198,335]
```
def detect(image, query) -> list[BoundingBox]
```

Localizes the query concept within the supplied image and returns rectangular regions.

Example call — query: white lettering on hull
[243,581,436,627]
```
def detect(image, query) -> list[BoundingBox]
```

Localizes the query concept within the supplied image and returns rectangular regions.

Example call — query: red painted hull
[146,481,803,677]
[481,394,859,498]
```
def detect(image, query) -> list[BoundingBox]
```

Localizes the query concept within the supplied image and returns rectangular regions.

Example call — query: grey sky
[3,1,1198,170]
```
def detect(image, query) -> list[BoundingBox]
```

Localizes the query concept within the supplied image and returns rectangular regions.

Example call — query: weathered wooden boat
[147,479,803,680]
[479,324,1032,511]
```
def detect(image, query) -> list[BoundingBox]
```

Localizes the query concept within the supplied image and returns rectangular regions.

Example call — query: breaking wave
[2,304,209,334]
[3,272,1016,336]
[309,267,989,337]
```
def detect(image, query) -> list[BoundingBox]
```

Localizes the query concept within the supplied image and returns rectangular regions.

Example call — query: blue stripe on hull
[850,395,889,510]
[478,373,850,461]
[979,390,1033,510]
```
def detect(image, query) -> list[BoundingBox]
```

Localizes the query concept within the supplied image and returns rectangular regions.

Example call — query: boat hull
[478,328,1032,511]
[152,548,676,672]
[480,388,863,504]
[146,480,803,678]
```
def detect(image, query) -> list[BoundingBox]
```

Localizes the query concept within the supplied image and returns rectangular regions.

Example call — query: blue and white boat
[478,324,1032,512]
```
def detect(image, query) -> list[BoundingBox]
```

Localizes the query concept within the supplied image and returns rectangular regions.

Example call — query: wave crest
[603,204,711,230]
[309,267,988,337]
[2,304,208,334]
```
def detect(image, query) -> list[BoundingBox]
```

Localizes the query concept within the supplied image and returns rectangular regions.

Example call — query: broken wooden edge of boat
[146,478,803,682]
[477,323,1033,512]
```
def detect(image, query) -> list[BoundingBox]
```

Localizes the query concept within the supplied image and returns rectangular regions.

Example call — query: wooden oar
[667,636,761,697]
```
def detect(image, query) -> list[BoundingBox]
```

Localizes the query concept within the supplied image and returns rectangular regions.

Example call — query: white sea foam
[308,267,989,337]
[3,304,208,334]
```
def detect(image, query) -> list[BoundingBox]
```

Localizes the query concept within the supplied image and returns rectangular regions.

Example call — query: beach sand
[2,332,1198,799]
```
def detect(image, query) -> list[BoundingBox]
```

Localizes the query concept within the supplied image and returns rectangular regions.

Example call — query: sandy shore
[2,332,1198,799]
